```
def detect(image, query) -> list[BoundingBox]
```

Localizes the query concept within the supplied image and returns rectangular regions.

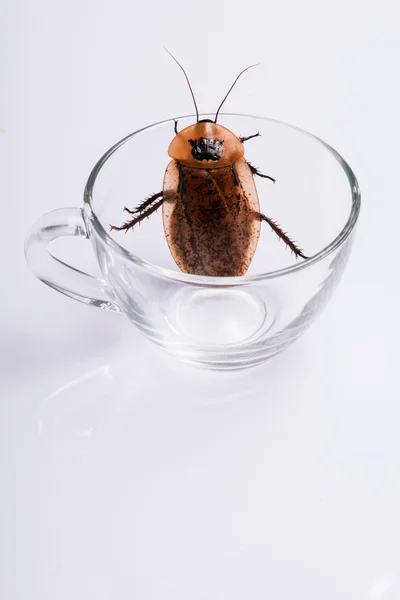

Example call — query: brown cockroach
[111,52,307,276]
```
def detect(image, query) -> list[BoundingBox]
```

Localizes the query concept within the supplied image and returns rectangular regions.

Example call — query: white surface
[1,0,400,598]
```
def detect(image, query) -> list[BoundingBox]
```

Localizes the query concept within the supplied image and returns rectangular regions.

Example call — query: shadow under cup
[26,115,361,370]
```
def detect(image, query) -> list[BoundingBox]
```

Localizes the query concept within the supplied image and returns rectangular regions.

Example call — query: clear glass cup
[25,114,361,370]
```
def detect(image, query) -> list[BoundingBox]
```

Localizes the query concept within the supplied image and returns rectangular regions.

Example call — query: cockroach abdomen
[162,158,261,277]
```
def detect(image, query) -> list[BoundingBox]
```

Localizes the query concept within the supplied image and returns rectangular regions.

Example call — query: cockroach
[110,51,307,276]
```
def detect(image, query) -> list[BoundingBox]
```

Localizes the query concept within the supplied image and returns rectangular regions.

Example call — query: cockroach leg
[239,132,260,143]
[232,162,240,186]
[124,191,163,215]
[110,197,164,233]
[247,161,276,183]
[174,119,179,135]
[258,212,308,259]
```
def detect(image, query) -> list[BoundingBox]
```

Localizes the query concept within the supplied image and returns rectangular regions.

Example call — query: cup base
[167,287,272,348]
[154,287,283,370]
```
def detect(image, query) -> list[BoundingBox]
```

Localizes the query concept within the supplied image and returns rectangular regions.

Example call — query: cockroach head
[188,137,224,161]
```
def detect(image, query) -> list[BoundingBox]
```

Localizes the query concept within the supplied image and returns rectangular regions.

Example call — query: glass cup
[25,114,361,370]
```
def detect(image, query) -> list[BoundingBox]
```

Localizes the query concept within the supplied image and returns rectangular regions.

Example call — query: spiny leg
[239,132,260,143]
[247,161,276,183]
[110,197,164,233]
[258,212,308,259]
[123,191,163,215]
[174,119,179,135]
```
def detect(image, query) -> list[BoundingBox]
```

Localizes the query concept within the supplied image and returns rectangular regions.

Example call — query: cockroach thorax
[168,121,244,168]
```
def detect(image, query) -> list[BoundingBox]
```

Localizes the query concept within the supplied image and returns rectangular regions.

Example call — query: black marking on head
[197,119,214,123]
[188,137,224,161]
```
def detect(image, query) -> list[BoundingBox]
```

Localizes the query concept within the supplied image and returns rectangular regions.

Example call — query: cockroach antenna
[165,48,199,122]
[214,63,260,123]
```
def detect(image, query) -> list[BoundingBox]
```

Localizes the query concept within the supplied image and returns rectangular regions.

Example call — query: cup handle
[25,207,121,312]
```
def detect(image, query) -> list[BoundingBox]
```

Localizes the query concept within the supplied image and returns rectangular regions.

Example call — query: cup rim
[84,113,361,285]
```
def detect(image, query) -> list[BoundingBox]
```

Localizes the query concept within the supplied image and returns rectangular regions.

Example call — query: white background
[1,0,400,598]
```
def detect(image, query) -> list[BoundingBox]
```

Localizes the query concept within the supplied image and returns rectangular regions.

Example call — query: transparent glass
[25,114,360,370]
